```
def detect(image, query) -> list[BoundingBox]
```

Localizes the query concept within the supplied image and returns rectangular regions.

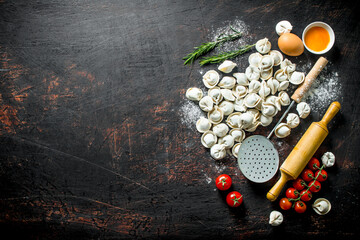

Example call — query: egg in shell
[278,33,304,56]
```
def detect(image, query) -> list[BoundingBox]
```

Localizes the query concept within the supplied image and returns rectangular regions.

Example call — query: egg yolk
[304,26,330,52]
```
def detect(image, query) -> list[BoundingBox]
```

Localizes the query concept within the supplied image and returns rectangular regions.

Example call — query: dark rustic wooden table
[1,0,359,239]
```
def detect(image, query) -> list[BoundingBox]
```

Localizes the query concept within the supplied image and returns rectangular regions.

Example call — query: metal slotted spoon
[237,118,287,183]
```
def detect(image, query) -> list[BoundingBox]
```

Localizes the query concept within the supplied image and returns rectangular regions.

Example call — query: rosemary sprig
[199,44,255,66]
[182,26,243,65]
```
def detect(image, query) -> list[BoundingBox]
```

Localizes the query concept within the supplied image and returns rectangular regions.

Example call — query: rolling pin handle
[320,101,341,126]
[266,172,292,202]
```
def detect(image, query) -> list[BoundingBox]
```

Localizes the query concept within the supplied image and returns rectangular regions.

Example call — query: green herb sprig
[199,44,255,66]
[182,26,243,65]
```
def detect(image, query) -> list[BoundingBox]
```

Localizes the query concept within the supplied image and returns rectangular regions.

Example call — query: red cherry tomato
[309,180,321,193]
[285,187,300,199]
[315,169,328,182]
[300,189,312,201]
[307,157,321,171]
[226,191,243,207]
[294,201,307,213]
[293,178,306,191]
[215,174,232,190]
[301,169,314,182]
[279,198,292,210]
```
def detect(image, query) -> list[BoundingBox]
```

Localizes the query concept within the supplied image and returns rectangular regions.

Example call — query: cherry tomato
[215,174,232,190]
[300,189,312,201]
[301,169,314,182]
[226,191,243,207]
[285,187,300,199]
[307,157,321,171]
[279,198,292,210]
[294,201,307,213]
[293,178,306,191]
[315,169,328,182]
[309,180,321,193]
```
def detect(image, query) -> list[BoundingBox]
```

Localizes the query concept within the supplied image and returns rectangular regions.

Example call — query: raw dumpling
[218,135,235,149]
[203,70,220,88]
[210,144,227,160]
[289,71,305,85]
[229,128,245,142]
[231,143,242,158]
[275,20,293,36]
[245,66,260,81]
[296,102,311,119]
[286,113,300,128]
[186,87,203,101]
[219,101,235,116]
[321,152,335,167]
[199,96,214,112]
[219,76,236,89]
[208,87,223,104]
[213,123,229,137]
[269,50,283,66]
[312,198,331,215]
[248,80,261,93]
[220,88,236,102]
[218,60,237,73]
[278,91,291,106]
[248,52,263,67]
[255,38,271,54]
[201,131,217,148]
[269,210,283,226]
[267,78,279,95]
[280,59,296,74]
[233,72,249,86]
[234,98,247,112]
[208,106,224,124]
[259,81,271,99]
[261,102,277,117]
[275,123,291,138]
[244,93,262,108]
[196,117,212,133]
[232,85,248,99]
[274,69,288,82]
[260,114,273,127]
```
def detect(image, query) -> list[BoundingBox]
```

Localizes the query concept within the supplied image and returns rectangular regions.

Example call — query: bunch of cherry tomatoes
[215,174,243,207]
[279,157,328,213]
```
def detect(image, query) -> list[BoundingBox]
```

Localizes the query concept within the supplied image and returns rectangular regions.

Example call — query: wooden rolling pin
[267,101,341,201]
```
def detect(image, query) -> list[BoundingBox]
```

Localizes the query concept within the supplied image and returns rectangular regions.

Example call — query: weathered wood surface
[0,0,359,239]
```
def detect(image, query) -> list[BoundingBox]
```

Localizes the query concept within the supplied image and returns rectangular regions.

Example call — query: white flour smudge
[297,62,342,113]
[209,18,253,54]
[178,100,205,131]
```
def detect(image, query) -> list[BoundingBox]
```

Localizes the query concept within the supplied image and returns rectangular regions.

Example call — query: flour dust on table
[178,100,205,131]
[209,18,253,54]
[298,62,342,113]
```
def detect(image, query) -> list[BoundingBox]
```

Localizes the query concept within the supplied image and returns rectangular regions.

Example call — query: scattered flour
[178,100,205,131]
[209,18,253,54]
[298,62,342,113]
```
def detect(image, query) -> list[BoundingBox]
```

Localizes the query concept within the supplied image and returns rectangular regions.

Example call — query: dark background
[0,0,359,239]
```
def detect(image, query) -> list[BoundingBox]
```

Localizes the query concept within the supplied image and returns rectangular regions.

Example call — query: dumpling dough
[269,210,283,226]
[296,102,311,119]
[218,60,237,73]
[210,144,226,160]
[321,152,335,167]
[286,113,300,128]
[276,20,293,36]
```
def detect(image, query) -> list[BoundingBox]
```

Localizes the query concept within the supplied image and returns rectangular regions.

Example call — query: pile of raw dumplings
[185,38,311,160]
